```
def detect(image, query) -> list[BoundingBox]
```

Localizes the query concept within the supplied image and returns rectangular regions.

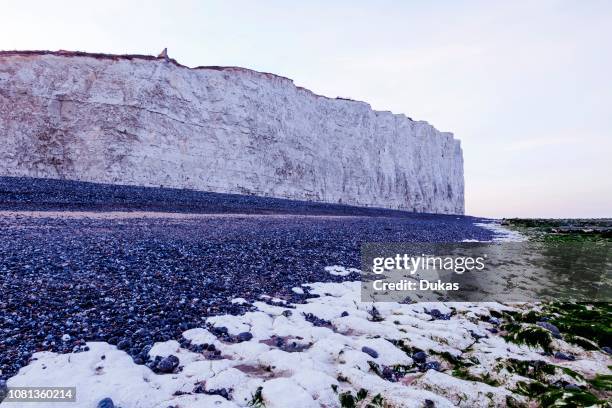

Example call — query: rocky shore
[0,177,489,384]
[1,177,610,407]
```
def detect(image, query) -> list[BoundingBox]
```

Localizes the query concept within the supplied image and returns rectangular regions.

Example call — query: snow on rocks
[7,277,610,407]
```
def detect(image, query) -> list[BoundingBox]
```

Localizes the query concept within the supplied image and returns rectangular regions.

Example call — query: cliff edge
[0,51,464,214]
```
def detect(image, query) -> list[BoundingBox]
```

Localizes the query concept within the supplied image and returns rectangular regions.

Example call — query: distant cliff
[0,51,464,214]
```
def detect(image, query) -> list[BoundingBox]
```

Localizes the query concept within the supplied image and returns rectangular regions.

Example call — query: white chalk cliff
[0,51,464,214]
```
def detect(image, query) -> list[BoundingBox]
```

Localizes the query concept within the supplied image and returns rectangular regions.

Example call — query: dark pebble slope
[0,176,461,217]
[0,177,493,380]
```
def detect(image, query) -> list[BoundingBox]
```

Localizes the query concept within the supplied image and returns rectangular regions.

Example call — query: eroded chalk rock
[0,51,464,214]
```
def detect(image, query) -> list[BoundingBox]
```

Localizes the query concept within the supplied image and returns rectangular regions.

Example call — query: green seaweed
[560,367,585,381]
[337,374,349,383]
[543,303,612,350]
[490,310,503,318]
[505,395,529,408]
[503,301,611,350]
[368,361,383,378]
[513,380,549,397]
[503,310,542,324]
[356,389,368,400]
[338,388,375,408]
[542,233,611,242]
[514,379,607,407]
[452,368,501,387]
[391,364,416,375]
[496,222,611,350]
[247,386,265,408]
[502,359,556,382]
[539,388,605,407]
[501,218,612,243]
[367,393,385,408]
[502,323,554,353]
[430,350,478,368]
[588,374,612,392]
[564,335,600,351]
[389,339,423,359]
[339,391,356,408]
[508,361,611,407]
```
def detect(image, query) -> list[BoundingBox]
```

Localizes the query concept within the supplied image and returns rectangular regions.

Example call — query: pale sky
[3,0,611,218]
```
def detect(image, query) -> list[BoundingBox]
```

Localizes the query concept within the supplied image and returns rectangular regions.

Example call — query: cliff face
[0,51,464,214]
